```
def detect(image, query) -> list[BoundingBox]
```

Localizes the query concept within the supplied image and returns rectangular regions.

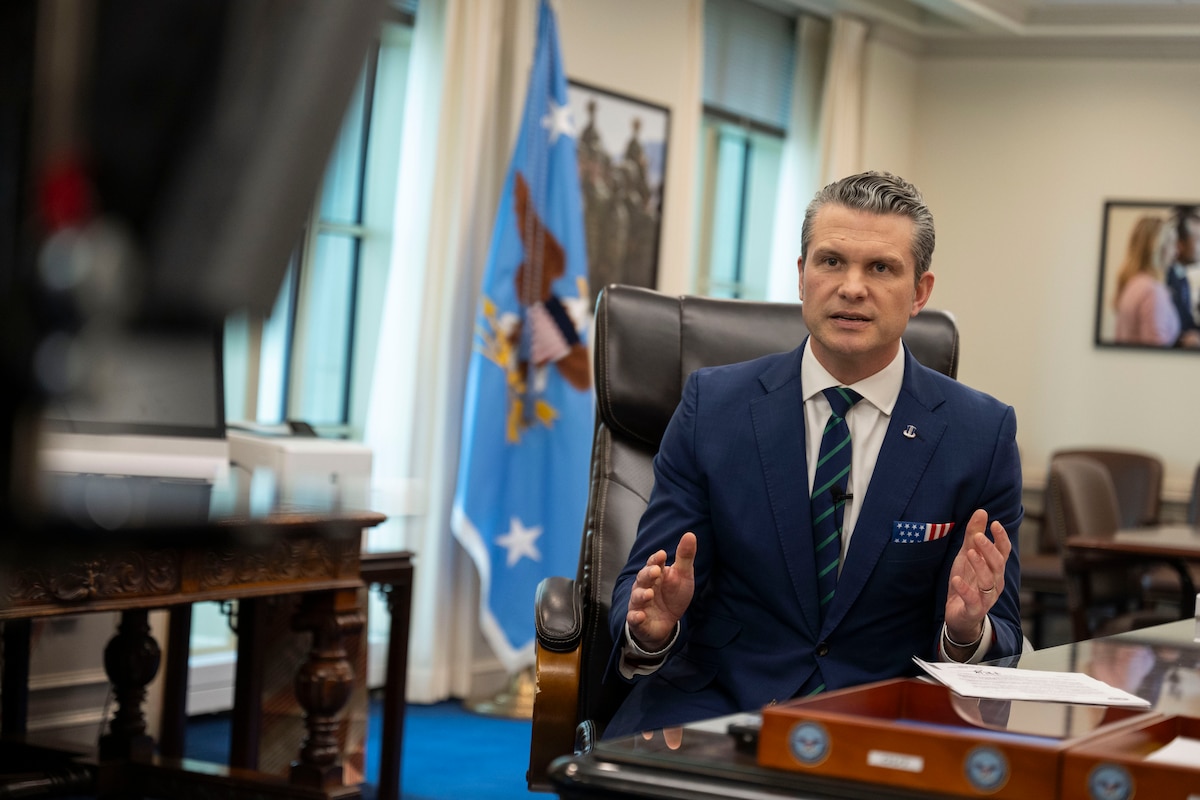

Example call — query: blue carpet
[186,698,537,800]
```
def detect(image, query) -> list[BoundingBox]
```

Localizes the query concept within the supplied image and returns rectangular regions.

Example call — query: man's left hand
[945,508,1011,648]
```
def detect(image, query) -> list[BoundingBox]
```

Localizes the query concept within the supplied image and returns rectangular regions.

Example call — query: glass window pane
[708,127,748,297]
[738,132,784,300]
[291,233,356,424]
[257,266,295,423]
[223,311,250,422]
[319,68,368,225]
[694,118,786,301]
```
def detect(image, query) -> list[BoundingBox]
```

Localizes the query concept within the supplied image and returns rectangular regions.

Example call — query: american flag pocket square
[892,520,955,543]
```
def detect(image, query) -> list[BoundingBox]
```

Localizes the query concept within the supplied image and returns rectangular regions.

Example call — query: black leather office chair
[526,284,961,789]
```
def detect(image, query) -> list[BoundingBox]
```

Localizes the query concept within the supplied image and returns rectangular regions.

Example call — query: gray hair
[800,171,936,281]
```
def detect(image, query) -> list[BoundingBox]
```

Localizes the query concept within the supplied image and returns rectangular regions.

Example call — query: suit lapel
[749,347,822,636]
[822,353,948,633]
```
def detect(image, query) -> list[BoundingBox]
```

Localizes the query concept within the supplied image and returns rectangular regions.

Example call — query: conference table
[0,468,402,800]
[547,619,1200,799]
[1066,523,1200,616]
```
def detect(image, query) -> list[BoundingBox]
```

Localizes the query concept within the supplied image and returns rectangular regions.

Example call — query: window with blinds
[694,0,796,300]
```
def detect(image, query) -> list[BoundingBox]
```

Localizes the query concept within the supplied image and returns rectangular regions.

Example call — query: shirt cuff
[617,621,679,679]
[938,616,994,663]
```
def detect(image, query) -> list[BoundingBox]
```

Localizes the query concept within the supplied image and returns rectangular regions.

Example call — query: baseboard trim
[27,667,109,692]
[26,707,107,733]
[187,651,236,716]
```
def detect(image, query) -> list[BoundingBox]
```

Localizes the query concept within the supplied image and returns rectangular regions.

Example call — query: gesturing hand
[626,532,697,652]
[945,509,1011,649]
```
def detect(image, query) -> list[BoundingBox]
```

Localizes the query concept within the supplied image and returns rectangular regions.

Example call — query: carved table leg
[99,609,161,762]
[288,588,364,790]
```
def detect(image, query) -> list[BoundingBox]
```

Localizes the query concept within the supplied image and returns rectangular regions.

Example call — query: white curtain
[363,0,534,702]
[816,14,869,186]
[765,12,868,301]
[765,14,831,302]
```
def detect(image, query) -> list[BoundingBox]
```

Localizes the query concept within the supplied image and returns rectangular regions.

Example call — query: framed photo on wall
[1096,200,1200,351]
[567,80,670,303]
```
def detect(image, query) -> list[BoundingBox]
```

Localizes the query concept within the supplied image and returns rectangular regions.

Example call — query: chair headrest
[593,284,959,449]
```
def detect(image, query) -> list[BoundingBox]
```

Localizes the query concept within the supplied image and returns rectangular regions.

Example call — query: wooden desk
[547,620,1200,799]
[1065,523,1200,615]
[0,473,388,800]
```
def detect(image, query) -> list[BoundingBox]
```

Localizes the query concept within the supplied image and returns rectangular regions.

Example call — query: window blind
[703,0,796,133]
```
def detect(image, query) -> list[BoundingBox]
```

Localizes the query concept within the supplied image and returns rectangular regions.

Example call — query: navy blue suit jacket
[1166,264,1199,340]
[604,342,1023,738]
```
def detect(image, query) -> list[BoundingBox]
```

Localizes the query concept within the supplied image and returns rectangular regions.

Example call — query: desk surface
[1066,523,1200,560]
[1064,523,1200,616]
[549,620,1200,799]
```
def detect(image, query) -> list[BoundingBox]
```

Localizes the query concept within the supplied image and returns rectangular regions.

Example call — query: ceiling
[772,0,1200,56]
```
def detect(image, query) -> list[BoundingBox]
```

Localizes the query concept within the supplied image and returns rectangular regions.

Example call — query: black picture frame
[567,80,670,302]
[1095,199,1200,351]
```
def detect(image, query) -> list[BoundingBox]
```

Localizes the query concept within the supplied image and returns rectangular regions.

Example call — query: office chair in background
[1047,455,1182,643]
[1022,447,1166,647]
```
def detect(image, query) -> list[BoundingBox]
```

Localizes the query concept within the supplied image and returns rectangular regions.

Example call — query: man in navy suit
[1166,206,1200,348]
[604,171,1023,739]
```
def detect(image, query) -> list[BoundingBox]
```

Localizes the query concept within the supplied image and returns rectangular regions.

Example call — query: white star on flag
[541,99,575,143]
[495,516,544,567]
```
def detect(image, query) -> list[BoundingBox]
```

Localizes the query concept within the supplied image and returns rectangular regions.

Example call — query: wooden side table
[0,509,386,800]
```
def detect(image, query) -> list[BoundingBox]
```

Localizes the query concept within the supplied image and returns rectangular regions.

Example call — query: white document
[912,657,1151,708]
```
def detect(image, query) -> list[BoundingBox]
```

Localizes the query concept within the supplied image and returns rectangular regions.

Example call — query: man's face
[1179,218,1200,265]
[798,204,934,384]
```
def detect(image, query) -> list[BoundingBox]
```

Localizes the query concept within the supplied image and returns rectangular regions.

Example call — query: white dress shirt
[800,338,903,561]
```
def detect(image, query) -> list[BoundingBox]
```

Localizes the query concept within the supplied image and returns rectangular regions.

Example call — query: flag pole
[450,0,592,718]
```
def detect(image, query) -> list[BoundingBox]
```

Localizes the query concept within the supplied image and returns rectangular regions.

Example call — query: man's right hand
[626,531,697,652]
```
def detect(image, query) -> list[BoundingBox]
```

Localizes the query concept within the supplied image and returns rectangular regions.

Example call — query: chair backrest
[1046,454,1134,640]
[1038,448,1163,555]
[574,283,960,731]
[1189,463,1200,526]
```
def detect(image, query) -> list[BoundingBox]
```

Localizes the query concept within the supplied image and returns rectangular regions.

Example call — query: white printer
[225,424,373,508]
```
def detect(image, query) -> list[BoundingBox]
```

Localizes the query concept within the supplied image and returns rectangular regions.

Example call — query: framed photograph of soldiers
[567,80,670,302]
[1095,199,1200,351]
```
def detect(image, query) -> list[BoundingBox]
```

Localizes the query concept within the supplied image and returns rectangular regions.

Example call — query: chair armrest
[528,576,583,791]
[1153,558,1198,616]
[534,575,582,651]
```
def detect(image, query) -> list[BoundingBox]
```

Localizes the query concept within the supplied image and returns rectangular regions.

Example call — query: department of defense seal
[788,721,830,766]
[1087,763,1133,800]
[964,745,1008,792]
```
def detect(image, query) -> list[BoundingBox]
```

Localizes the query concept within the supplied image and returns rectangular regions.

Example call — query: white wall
[907,56,1200,498]
[860,39,919,178]
[558,0,703,295]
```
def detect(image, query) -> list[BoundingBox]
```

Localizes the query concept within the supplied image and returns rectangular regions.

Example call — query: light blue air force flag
[451,0,593,674]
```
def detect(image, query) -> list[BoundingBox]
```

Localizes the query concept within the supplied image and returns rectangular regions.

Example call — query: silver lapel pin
[903,425,917,439]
